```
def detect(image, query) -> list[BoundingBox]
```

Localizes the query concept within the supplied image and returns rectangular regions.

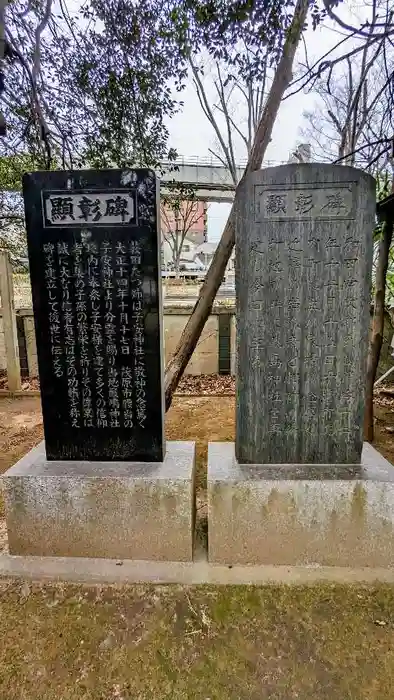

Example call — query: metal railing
[161,155,285,170]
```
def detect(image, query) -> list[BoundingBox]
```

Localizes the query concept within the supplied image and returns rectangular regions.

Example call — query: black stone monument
[23,169,165,462]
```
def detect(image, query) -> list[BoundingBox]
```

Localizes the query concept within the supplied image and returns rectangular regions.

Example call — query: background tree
[1,0,185,263]
[2,0,183,170]
[161,193,207,277]
[164,0,317,408]
[365,207,393,442]
[288,0,394,169]
[300,1,394,172]
[190,46,271,184]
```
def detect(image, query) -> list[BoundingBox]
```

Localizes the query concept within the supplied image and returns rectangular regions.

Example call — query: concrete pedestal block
[2,441,196,561]
[208,442,394,567]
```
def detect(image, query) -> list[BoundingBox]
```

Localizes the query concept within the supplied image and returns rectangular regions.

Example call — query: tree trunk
[364,218,393,441]
[174,235,180,279]
[174,254,180,280]
[164,0,310,410]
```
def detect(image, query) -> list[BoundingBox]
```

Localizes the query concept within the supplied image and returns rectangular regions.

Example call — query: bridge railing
[161,155,285,170]
[162,155,246,169]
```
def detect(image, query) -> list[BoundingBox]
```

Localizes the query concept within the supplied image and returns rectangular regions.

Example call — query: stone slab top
[208,442,394,483]
[2,440,195,481]
[4,554,394,586]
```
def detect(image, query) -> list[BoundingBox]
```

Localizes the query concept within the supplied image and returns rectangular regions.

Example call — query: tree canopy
[2,0,328,173]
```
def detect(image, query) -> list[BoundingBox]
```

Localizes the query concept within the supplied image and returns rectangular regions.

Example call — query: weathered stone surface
[235,164,375,464]
[208,442,394,567]
[2,440,195,561]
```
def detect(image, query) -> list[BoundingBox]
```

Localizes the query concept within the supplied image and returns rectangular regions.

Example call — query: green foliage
[0,154,37,191]
[3,0,327,173]
[181,0,326,76]
[73,0,189,168]
[372,172,394,304]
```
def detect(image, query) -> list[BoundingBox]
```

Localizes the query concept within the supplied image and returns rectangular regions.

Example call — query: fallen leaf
[19,582,31,602]
[176,374,235,396]
[99,632,116,651]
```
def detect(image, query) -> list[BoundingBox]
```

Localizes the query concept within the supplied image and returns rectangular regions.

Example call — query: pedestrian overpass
[160,156,245,202]
[160,155,284,201]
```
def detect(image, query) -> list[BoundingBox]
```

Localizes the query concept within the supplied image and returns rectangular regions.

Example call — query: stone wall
[0,305,237,378]
[0,305,393,381]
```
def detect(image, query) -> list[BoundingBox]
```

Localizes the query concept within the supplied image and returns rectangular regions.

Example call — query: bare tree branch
[5,27,52,167]
[165,0,310,407]
[32,0,52,87]
[190,57,237,185]
[323,0,394,40]
[302,0,394,174]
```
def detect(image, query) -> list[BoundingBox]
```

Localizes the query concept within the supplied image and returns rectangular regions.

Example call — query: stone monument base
[208,442,394,567]
[2,441,196,562]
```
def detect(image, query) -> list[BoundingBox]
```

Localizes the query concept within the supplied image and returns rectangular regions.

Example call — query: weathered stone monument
[2,169,195,561]
[237,165,371,465]
[208,164,394,567]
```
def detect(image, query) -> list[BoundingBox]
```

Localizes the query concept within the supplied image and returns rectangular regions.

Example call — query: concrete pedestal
[208,442,394,567]
[2,441,196,562]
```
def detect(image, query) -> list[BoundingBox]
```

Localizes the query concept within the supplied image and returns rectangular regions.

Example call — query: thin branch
[32,0,52,87]
[5,29,52,168]
[215,62,237,183]
[284,33,385,101]
[190,57,236,184]
[333,139,390,164]
[213,103,249,152]
[323,0,394,40]
[208,147,229,169]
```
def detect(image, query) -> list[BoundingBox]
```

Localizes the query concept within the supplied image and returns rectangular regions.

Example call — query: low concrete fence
[2,302,394,382]
[0,304,236,380]
[1,242,393,386]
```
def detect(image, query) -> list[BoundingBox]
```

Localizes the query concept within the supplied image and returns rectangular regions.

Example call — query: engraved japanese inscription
[254,183,355,221]
[236,165,375,465]
[43,191,136,226]
[23,169,164,462]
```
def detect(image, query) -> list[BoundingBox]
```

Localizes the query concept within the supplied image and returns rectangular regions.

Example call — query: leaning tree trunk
[164,0,310,409]
[364,217,394,441]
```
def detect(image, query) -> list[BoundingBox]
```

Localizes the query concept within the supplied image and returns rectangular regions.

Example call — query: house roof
[194,242,216,255]
[180,251,196,262]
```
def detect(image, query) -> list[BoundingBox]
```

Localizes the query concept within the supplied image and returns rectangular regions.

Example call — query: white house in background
[162,236,235,277]
[162,235,203,268]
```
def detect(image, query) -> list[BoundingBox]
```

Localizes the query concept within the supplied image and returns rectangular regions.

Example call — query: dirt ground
[0,393,235,492]
[1,392,394,486]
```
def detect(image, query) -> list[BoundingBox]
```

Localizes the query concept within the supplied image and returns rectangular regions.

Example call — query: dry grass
[1,580,394,699]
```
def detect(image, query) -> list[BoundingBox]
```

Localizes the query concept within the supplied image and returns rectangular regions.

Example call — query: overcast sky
[166,2,365,241]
